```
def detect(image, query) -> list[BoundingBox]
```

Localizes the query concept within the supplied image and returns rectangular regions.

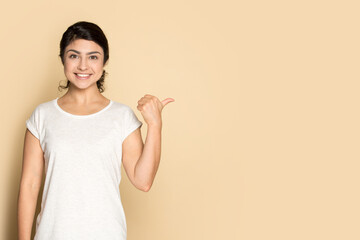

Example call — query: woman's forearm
[134,124,162,191]
[17,183,40,240]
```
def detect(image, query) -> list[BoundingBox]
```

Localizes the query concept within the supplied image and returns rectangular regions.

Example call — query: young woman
[17,21,174,240]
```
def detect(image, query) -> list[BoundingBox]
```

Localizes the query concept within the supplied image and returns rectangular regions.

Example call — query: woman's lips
[75,73,91,80]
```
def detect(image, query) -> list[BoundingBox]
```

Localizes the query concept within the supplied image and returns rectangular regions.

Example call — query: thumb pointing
[161,98,175,107]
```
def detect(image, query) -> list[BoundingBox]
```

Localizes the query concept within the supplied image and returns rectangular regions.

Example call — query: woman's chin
[69,81,96,90]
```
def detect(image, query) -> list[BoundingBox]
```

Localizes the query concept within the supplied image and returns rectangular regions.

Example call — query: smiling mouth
[75,73,92,79]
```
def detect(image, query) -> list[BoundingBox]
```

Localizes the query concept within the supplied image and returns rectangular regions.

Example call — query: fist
[137,94,174,127]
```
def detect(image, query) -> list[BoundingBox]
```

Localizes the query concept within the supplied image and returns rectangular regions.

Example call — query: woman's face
[63,39,105,90]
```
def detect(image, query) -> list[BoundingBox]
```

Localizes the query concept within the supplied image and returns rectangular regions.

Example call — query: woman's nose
[77,58,88,70]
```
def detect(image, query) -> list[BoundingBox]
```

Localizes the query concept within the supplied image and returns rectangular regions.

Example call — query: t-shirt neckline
[54,97,113,118]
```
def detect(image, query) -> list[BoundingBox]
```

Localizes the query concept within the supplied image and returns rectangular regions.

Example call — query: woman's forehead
[65,39,103,53]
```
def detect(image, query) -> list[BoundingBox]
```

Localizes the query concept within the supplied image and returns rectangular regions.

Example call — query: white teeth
[76,74,90,77]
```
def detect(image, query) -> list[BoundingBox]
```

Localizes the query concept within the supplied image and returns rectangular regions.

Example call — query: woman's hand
[137,94,174,127]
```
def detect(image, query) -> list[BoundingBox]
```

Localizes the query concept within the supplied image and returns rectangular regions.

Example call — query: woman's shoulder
[110,100,135,112]
[30,98,57,114]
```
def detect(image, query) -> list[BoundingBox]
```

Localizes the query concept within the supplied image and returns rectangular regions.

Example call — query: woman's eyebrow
[66,49,102,55]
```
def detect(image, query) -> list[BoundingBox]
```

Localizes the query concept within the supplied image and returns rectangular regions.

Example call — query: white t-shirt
[25,97,143,240]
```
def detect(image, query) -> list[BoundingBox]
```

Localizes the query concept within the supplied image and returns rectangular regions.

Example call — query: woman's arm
[134,124,161,191]
[122,94,173,192]
[122,123,161,192]
[17,129,44,240]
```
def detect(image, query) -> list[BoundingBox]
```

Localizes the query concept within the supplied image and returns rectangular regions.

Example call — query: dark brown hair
[58,21,109,93]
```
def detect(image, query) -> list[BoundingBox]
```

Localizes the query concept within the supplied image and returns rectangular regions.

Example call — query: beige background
[1,0,359,239]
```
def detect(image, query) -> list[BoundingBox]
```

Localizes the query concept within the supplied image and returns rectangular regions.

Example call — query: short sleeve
[122,107,143,142]
[26,107,40,140]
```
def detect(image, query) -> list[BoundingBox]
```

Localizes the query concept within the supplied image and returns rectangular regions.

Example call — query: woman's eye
[90,55,98,60]
[69,54,78,59]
